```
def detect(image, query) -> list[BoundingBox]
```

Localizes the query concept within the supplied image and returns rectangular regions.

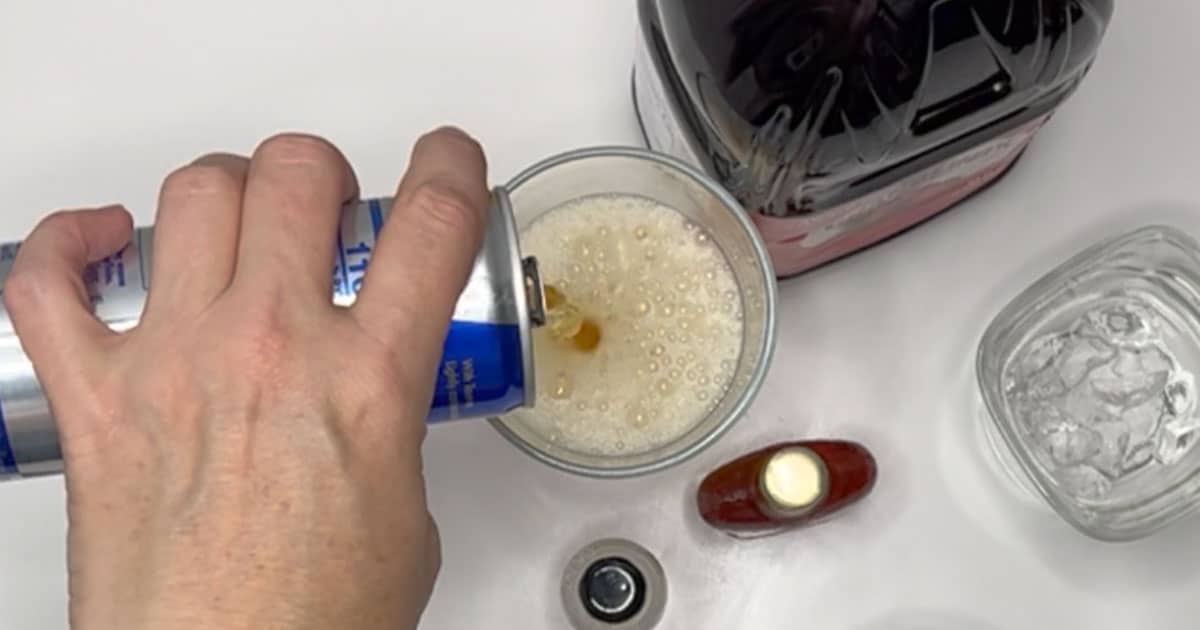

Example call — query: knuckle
[407,182,484,237]
[3,211,85,311]
[256,133,343,170]
[2,266,49,312]
[37,209,85,238]
[160,163,243,201]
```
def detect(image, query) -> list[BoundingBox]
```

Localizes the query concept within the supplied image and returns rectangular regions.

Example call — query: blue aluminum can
[0,188,544,478]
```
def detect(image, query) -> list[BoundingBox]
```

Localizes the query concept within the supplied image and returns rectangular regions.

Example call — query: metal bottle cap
[581,557,644,622]
[561,538,666,630]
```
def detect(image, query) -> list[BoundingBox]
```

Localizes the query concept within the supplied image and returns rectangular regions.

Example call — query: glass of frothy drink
[491,147,778,477]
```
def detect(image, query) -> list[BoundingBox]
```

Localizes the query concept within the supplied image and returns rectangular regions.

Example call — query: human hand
[4,128,489,630]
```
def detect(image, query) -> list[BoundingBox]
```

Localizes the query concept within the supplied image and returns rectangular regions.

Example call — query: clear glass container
[978,225,1200,541]
[491,147,778,478]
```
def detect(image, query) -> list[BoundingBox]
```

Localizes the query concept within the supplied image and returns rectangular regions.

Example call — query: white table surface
[3,2,1200,629]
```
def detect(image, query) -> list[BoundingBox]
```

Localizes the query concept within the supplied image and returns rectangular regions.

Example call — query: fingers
[353,127,489,353]
[233,134,359,299]
[145,153,249,316]
[3,206,133,383]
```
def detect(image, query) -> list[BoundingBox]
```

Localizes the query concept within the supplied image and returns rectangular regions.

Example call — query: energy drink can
[0,187,546,479]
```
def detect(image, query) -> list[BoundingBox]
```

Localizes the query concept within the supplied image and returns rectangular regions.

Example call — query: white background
[3,2,1199,629]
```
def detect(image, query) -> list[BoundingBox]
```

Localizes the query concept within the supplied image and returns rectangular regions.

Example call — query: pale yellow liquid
[510,194,744,456]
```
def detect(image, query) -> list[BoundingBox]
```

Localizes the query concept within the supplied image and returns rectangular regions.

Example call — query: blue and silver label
[335,196,529,422]
[430,321,525,422]
[331,198,386,301]
[0,193,528,430]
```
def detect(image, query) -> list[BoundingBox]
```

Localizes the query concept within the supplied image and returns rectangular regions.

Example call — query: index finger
[352,127,489,354]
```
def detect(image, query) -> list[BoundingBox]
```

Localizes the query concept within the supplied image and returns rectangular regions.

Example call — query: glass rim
[487,145,779,478]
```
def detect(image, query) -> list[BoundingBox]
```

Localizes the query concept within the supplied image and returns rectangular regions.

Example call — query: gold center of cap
[762,447,826,511]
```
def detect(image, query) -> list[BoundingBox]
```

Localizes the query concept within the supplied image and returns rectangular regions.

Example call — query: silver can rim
[489,187,539,411]
[487,145,780,479]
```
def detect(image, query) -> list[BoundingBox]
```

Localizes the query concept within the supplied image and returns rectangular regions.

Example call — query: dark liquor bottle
[634,0,1115,276]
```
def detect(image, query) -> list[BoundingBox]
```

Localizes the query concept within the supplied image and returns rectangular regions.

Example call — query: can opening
[522,256,547,327]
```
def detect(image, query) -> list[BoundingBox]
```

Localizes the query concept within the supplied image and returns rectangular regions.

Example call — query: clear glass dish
[977,225,1200,541]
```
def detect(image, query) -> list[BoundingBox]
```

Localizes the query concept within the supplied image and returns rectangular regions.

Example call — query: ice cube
[1016,331,1069,378]
[1122,440,1156,473]
[1089,360,1169,407]
[1122,396,1166,446]
[1155,420,1200,466]
[1021,403,1067,433]
[1056,465,1112,500]
[1110,349,1140,376]
[1137,344,1175,374]
[1026,366,1068,401]
[1040,423,1102,467]
[1164,373,1197,418]
[1061,384,1116,426]
[1087,424,1129,479]
[1086,302,1156,347]
[1058,336,1114,387]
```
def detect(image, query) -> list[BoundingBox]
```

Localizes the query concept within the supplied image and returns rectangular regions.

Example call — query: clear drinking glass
[490,146,778,478]
[977,225,1200,541]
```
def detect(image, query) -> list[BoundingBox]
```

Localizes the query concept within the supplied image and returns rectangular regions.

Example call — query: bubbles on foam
[552,373,573,400]
[512,193,745,456]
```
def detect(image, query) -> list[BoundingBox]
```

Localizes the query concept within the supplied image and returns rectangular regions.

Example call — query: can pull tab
[522,256,546,327]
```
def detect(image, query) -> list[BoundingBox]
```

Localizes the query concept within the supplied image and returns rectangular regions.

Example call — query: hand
[3,128,490,630]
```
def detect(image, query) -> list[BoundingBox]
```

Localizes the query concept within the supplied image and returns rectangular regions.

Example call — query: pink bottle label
[754,115,1050,276]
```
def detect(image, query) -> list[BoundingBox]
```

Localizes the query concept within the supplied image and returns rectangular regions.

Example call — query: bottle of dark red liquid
[633,0,1115,277]
[697,440,877,538]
